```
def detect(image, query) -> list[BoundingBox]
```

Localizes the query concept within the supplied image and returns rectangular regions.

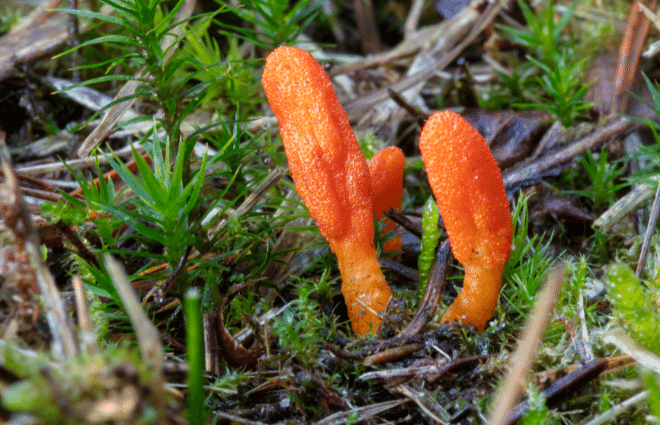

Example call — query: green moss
[606,263,660,355]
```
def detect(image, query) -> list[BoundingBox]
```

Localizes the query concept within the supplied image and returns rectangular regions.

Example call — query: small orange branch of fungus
[368,146,405,252]
[262,46,391,336]
[419,111,513,330]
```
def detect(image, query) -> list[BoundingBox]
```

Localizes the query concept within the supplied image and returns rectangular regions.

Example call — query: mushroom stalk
[441,263,505,329]
[333,238,391,333]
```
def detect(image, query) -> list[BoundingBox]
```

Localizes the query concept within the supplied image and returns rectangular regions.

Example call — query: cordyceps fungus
[368,146,405,252]
[419,110,513,330]
[262,46,391,336]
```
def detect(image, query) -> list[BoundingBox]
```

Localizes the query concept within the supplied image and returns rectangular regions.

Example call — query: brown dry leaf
[462,109,552,169]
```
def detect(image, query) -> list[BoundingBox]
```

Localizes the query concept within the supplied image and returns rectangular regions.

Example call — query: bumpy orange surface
[262,46,391,335]
[368,146,405,252]
[419,111,512,330]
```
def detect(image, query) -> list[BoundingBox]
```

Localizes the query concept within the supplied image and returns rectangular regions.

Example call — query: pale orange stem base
[333,239,392,336]
[441,262,504,330]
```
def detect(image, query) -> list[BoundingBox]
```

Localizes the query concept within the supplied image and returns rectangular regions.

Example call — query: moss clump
[606,263,660,355]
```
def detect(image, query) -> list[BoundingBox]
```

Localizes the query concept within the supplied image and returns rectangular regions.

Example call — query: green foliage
[493,0,592,125]
[41,199,88,227]
[606,263,660,355]
[518,384,557,425]
[546,257,600,343]
[271,272,336,367]
[55,0,224,170]
[216,0,325,50]
[644,373,660,423]
[625,75,660,189]
[179,19,262,119]
[47,133,212,298]
[223,279,260,327]
[516,53,593,126]
[418,196,442,299]
[0,348,58,422]
[358,130,386,160]
[502,192,555,320]
[42,157,121,236]
[497,0,576,66]
[106,137,207,278]
[489,62,531,108]
[203,115,276,205]
[564,148,628,210]
[2,377,61,422]
[211,369,249,395]
[628,74,660,134]
[185,288,206,425]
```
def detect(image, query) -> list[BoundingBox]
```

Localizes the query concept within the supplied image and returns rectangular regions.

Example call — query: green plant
[48,133,212,300]
[603,263,660,421]
[606,263,660,355]
[179,19,262,119]
[629,73,660,133]
[518,383,557,425]
[215,0,325,50]
[487,61,534,109]
[271,272,336,367]
[644,373,660,422]
[46,0,285,304]
[626,74,660,187]
[210,369,249,395]
[547,256,602,344]
[502,192,556,321]
[497,0,576,66]
[418,196,442,299]
[184,288,206,425]
[108,137,207,281]
[516,53,593,126]
[0,255,181,423]
[55,0,223,177]
[564,148,628,209]
[203,114,274,204]
[494,0,593,125]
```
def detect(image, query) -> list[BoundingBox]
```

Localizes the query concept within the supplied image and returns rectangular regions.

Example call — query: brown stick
[503,118,635,191]
[397,240,451,338]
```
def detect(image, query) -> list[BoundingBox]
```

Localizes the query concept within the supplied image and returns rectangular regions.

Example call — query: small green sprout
[418,196,442,300]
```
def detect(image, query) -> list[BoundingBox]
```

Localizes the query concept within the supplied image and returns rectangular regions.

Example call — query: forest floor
[1,0,660,423]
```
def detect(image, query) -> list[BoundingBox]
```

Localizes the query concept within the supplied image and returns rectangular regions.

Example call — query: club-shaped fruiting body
[368,146,405,252]
[419,110,513,330]
[262,46,391,336]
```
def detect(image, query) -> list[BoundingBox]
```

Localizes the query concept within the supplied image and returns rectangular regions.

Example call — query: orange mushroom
[262,46,391,336]
[418,110,513,330]
[368,146,405,252]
